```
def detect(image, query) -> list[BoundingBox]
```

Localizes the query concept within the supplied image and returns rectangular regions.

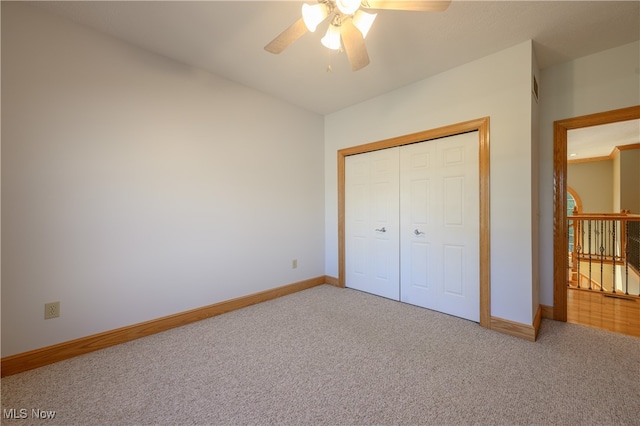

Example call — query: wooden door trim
[552,105,640,322]
[338,117,491,328]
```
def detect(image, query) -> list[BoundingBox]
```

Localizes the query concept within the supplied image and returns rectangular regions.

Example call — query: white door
[345,147,400,300]
[399,132,480,321]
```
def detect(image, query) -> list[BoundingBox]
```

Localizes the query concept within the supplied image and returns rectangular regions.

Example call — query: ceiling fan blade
[363,0,451,12]
[341,20,370,71]
[264,18,308,54]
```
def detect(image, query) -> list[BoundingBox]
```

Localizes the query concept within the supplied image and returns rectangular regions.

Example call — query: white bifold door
[345,132,479,322]
[345,147,400,300]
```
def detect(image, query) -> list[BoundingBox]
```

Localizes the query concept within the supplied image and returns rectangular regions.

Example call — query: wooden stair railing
[568,211,640,296]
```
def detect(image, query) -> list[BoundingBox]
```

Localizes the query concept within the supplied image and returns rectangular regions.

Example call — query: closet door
[399,132,480,322]
[345,147,400,300]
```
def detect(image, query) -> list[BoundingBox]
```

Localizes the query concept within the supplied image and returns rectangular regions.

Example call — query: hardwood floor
[567,287,640,337]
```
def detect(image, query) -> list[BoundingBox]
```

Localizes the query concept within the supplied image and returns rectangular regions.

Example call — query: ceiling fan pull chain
[326,45,339,73]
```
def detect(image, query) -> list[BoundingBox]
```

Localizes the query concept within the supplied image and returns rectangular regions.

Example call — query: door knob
[414,229,425,236]
[375,227,387,233]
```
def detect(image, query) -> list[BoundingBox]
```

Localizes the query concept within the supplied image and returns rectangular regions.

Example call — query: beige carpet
[2,284,639,425]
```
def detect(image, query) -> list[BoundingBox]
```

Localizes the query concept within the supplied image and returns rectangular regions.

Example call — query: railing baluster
[607,221,611,258]
[577,220,583,289]
[612,220,616,294]
[588,219,592,290]
[599,219,604,291]
[624,219,629,295]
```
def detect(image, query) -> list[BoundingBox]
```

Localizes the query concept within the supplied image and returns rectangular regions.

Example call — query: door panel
[352,237,367,275]
[411,179,430,226]
[345,148,400,300]
[410,241,429,288]
[443,176,464,226]
[443,244,464,296]
[400,138,440,311]
[400,132,479,321]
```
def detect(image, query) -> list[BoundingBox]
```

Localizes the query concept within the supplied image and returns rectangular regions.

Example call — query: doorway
[553,105,640,332]
[344,132,480,321]
[338,117,491,328]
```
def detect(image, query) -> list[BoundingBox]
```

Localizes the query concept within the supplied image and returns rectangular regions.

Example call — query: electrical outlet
[44,302,60,320]
[292,259,298,269]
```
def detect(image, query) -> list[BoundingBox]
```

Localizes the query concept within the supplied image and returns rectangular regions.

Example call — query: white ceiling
[568,119,640,161]
[31,0,640,116]
[25,1,640,158]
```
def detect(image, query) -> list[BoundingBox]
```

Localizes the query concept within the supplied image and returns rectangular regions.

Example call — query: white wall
[531,48,541,314]
[538,41,640,307]
[1,3,325,357]
[325,41,536,325]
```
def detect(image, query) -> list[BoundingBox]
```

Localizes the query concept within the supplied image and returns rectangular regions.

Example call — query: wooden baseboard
[533,305,543,340]
[324,275,341,287]
[490,314,538,342]
[540,304,554,320]
[1,276,330,377]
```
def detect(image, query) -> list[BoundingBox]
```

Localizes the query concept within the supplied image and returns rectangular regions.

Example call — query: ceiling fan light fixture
[352,10,377,38]
[321,24,342,50]
[266,0,453,71]
[335,0,361,15]
[302,3,329,32]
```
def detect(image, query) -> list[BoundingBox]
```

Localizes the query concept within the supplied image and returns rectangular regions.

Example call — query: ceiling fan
[264,0,452,71]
